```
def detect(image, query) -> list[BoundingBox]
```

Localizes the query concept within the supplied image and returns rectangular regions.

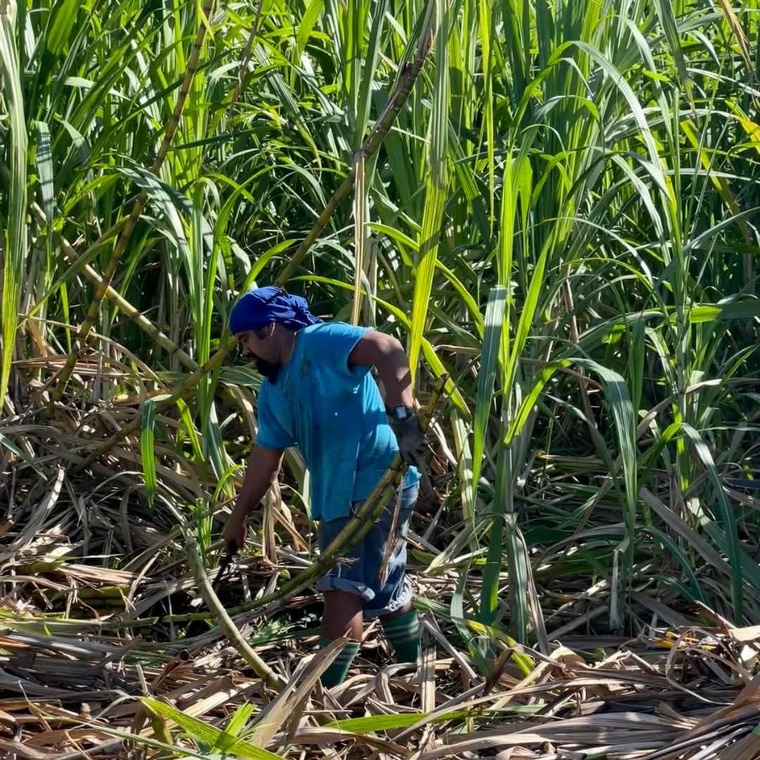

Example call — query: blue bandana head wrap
[229,286,322,334]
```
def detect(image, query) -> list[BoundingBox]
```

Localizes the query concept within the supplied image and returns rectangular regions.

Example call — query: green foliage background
[1,0,760,643]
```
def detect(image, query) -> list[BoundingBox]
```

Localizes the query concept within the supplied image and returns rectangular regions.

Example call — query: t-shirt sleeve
[256,383,296,450]
[308,322,372,385]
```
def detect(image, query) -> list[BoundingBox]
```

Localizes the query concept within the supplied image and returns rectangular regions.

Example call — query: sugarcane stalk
[227,0,266,109]
[72,336,235,473]
[15,188,197,371]
[109,375,446,633]
[274,1,436,286]
[1,164,195,373]
[184,531,286,690]
[224,375,446,618]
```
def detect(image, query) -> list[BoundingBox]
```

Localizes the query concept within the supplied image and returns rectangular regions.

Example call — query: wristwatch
[389,404,414,422]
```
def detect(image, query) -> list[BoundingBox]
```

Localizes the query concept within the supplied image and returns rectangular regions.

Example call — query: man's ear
[255,323,276,339]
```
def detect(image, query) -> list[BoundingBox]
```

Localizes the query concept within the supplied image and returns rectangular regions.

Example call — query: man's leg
[316,513,373,689]
[379,599,420,663]
[319,590,363,688]
[321,590,364,639]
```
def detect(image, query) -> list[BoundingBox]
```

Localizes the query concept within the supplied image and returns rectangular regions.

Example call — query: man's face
[237,326,280,381]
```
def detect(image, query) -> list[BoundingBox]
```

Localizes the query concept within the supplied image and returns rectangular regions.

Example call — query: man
[222,286,429,688]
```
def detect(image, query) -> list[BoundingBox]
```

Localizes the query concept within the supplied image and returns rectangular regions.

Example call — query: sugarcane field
[1,0,760,758]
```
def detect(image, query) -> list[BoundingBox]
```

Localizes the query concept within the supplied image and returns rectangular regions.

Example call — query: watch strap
[389,404,414,421]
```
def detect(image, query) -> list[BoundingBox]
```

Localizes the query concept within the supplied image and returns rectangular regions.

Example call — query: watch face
[394,405,410,420]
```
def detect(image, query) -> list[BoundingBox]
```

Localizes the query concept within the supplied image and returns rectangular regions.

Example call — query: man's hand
[390,413,439,507]
[390,413,429,467]
[223,513,248,551]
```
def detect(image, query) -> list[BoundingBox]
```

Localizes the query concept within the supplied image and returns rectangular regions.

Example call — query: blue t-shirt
[255,322,420,522]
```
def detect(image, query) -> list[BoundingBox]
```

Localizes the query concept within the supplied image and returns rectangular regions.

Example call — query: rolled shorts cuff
[315,575,375,601]
[364,577,412,619]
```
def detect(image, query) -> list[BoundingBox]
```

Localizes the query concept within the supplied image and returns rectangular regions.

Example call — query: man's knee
[321,590,364,639]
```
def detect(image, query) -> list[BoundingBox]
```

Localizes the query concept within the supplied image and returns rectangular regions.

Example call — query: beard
[254,356,281,382]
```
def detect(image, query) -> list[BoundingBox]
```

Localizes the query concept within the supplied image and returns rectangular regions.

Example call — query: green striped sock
[319,637,361,688]
[381,610,420,663]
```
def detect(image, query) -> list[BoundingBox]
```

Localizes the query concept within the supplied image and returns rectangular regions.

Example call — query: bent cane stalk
[227,375,447,618]
[115,375,447,633]
[17,191,197,370]
[72,338,236,473]
[0,167,195,372]
[51,0,217,402]
[184,532,286,690]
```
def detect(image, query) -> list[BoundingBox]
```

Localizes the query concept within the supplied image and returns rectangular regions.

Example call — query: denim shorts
[315,484,419,618]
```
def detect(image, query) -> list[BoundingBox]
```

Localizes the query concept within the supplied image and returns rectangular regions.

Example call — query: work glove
[389,411,438,507]
[389,413,429,468]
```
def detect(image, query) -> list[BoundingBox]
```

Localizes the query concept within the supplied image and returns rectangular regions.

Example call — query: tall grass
[1,0,760,657]
[0,0,27,407]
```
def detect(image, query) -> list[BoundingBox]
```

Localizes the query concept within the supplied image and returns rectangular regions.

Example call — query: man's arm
[348,330,436,502]
[348,331,414,409]
[223,445,284,549]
